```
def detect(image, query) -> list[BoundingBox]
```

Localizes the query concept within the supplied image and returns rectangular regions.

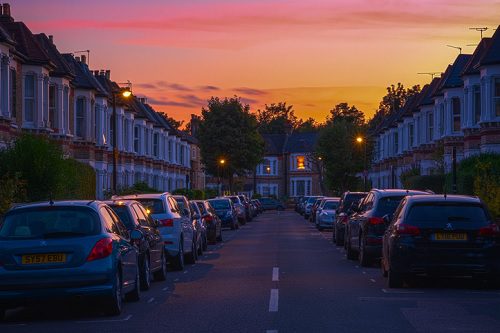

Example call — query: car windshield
[407,203,490,227]
[375,196,405,216]
[209,200,231,210]
[323,201,339,210]
[0,206,100,240]
[135,199,165,214]
[108,205,134,229]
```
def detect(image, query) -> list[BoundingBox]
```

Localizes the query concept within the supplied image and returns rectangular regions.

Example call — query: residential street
[2,210,500,333]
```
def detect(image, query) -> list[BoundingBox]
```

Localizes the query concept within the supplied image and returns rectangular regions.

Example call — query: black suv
[345,189,428,266]
[333,192,367,246]
[106,200,167,290]
[382,195,500,288]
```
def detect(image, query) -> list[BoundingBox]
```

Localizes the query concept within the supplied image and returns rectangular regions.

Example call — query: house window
[473,85,481,124]
[76,97,86,138]
[63,86,69,133]
[494,78,500,118]
[408,123,414,148]
[10,68,16,119]
[134,125,140,153]
[95,104,100,144]
[452,97,461,132]
[168,140,173,161]
[153,133,159,157]
[24,74,35,123]
[123,119,128,151]
[145,129,150,155]
[296,180,305,196]
[296,156,305,170]
[180,145,184,164]
[48,85,57,130]
[427,113,433,141]
[439,104,444,136]
[393,132,398,154]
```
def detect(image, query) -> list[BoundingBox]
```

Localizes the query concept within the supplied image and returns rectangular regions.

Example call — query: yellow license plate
[22,253,66,265]
[435,233,467,241]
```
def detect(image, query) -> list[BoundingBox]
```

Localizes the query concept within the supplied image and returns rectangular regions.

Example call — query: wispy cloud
[234,87,268,96]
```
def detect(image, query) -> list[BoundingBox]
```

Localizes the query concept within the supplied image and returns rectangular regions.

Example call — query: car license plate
[434,233,467,241]
[22,253,66,265]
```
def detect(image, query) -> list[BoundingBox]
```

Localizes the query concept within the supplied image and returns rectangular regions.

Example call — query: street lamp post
[112,87,132,195]
[266,165,271,197]
[218,158,225,196]
[356,136,368,192]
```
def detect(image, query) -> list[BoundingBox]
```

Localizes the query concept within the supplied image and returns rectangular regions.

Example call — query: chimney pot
[105,70,110,80]
[48,35,53,43]
[75,56,81,62]
[3,3,10,17]
[80,54,87,64]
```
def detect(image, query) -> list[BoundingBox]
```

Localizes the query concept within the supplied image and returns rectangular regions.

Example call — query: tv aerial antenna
[417,72,441,79]
[469,27,488,39]
[446,45,462,54]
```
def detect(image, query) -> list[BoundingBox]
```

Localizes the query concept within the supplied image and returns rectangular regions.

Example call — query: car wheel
[105,271,123,316]
[198,238,203,256]
[332,226,337,244]
[126,264,141,302]
[336,227,344,246]
[381,258,388,278]
[185,240,196,264]
[153,250,168,281]
[388,268,404,288]
[171,240,185,271]
[346,238,357,260]
[216,229,223,242]
[140,255,152,291]
[202,234,208,251]
[359,237,371,267]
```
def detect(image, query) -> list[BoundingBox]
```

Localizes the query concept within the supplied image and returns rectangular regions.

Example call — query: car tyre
[388,268,403,288]
[381,258,388,277]
[105,272,122,316]
[140,255,152,291]
[216,229,223,242]
[197,238,203,256]
[359,237,371,267]
[153,250,168,281]
[185,240,196,264]
[346,238,357,260]
[202,234,208,251]
[171,240,185,271]
[126,266,141,302]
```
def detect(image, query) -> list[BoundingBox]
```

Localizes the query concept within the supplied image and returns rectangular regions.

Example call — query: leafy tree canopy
[198,96,265,180]
[257,102,299,134]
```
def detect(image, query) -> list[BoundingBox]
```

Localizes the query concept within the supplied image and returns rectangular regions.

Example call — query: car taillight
[479,224,500,237]
[205,216,213,224]
[368,217,384,225]
[87,238,113,262]
[159,219,174,227]
[395,224,420,236]
[341,216,349,224]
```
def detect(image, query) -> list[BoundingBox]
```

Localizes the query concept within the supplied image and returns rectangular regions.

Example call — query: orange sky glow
[11,0,500,125]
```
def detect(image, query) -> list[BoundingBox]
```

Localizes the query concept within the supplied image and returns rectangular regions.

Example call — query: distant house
[369,26,500,188]
[247,132,322,198]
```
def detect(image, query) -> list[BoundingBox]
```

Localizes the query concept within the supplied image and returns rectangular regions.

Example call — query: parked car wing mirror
[153,219,160,227]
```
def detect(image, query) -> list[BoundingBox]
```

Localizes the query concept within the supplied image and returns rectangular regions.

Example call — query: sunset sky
[11,0,500,124]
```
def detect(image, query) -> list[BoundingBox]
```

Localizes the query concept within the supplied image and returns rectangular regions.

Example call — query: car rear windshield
[323,201,339,210]
[340,194,365,212]
[375,196,405,216]
[135,199,165,214]
[406,203,490,227]
[209,200,231,210]
[108,205,134,229]
[174,198,187,211]
[0,206,100,240]
[307,197,321,204]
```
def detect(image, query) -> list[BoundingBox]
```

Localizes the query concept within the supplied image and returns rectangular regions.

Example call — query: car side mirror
[130,229,143,241]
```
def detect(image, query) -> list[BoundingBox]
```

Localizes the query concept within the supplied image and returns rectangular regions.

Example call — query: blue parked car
[0,200,141,319]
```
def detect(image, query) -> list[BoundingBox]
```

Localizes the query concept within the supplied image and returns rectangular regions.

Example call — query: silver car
[316,199,340,230]
[114,193,195,271]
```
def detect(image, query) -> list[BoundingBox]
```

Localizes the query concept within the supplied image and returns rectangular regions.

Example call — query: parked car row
[0,193,264,319]
[298,189,500,288]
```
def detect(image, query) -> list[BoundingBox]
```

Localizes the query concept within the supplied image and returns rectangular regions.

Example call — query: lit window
[297,156,305,170]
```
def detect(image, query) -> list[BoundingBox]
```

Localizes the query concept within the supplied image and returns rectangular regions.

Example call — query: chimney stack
[75,56,81,62]
[48,35,53,43]
[105,70,110,80]
[3,3,10,17]
[0,4,4,15]
[80,54,87,64]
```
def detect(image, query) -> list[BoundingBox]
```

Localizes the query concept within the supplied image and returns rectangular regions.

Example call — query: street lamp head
[121,88,132,98]
[356,137,363,143]
[219,159,225,165]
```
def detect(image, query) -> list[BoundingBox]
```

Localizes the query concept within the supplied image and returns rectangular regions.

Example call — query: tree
[295,117,320,133]
[198,97,265,190]
[257,102,299,134]
[316,103,368,194]
[369,83,420,130]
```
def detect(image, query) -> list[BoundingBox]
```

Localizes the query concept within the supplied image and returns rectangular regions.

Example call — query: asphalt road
[2,210,500,333]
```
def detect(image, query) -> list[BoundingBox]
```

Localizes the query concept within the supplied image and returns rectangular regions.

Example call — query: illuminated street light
[112,86,132,194]
[356,136,367,192]
[356,137,363,143]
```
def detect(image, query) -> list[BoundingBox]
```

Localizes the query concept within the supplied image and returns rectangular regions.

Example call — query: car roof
[8,200,101,212]
[114,193,169,200]
[371,189,429,196]
[406,194,481,204]
[103,200,140,207]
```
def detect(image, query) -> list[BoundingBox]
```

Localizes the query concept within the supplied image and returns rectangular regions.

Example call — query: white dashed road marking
[269,289,279,312]
[147,297,155,303]
[272,267,279,282]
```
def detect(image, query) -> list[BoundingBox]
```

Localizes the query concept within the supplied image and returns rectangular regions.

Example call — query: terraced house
[369,26,500,188]
[0,5,203,198]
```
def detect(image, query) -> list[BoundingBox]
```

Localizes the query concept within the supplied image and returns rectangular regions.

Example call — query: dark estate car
[345,189,428,266]
[106,200,167,291]
[208,198,238,230]
[382,195,500,288]
[259,197,285,211]
[333,192,367,246]
[0,201,142,318]
[193,200,222,244]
